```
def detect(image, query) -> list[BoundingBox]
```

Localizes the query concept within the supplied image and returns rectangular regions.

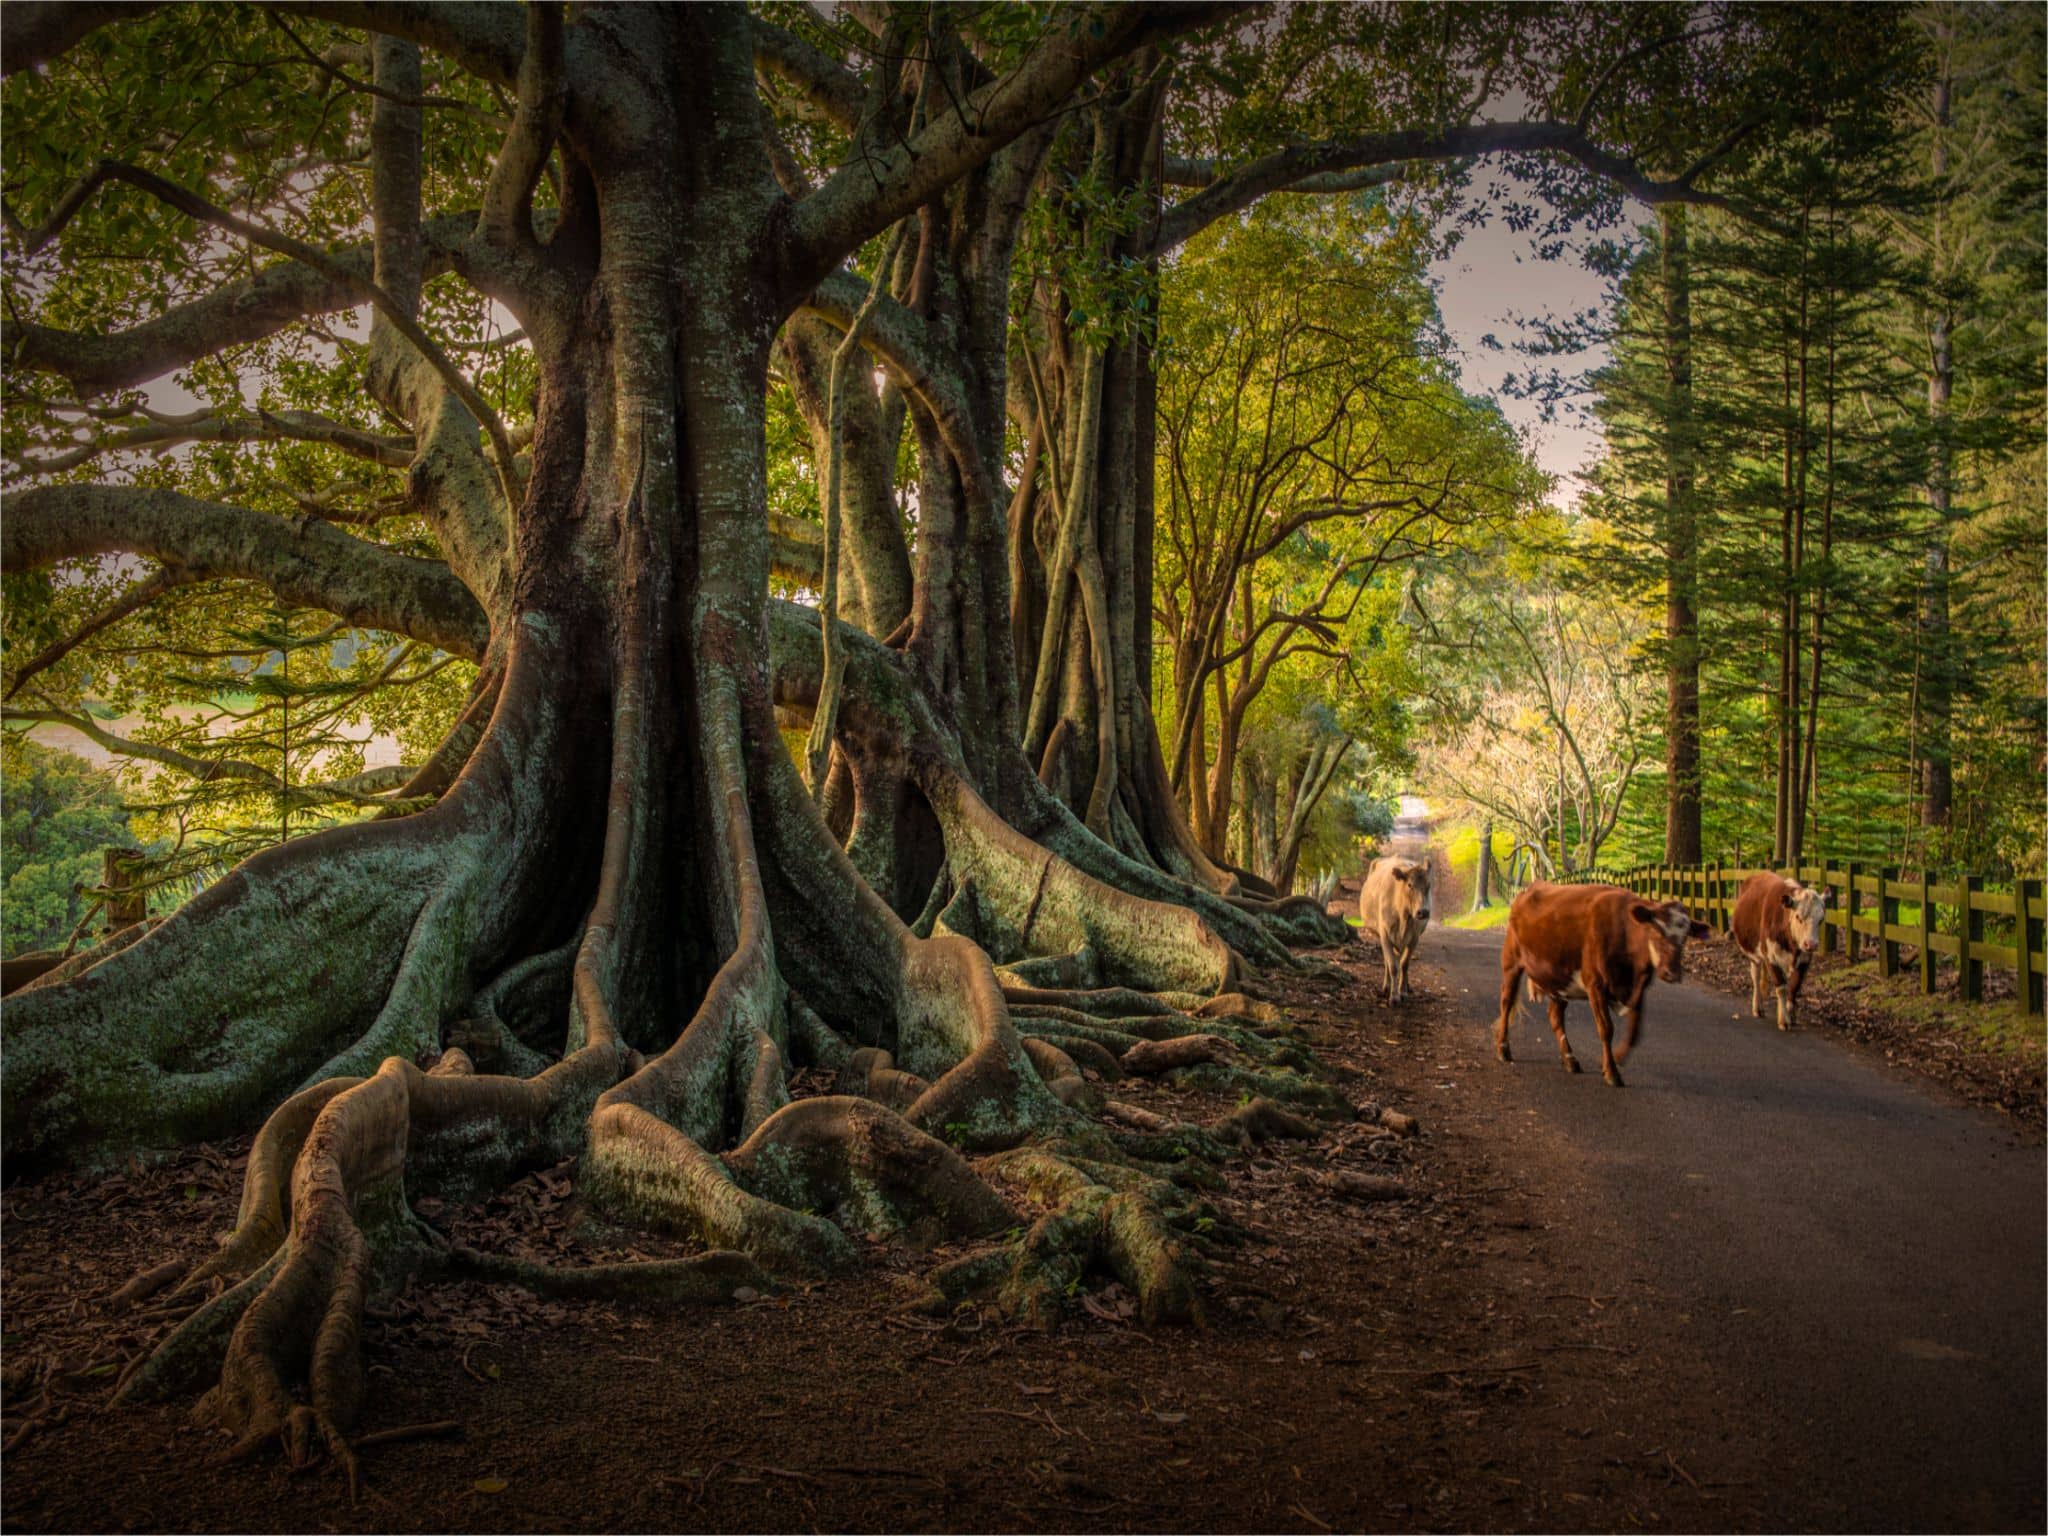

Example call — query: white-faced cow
[1495,882,1710,1087]
[1731,872,1829,1030]
[1359,856,1433,1004]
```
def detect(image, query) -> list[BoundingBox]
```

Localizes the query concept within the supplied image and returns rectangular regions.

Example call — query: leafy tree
[1152,194,1537,876]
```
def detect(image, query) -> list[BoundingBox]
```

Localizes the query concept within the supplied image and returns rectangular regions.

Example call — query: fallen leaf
[473,1477,508,1494]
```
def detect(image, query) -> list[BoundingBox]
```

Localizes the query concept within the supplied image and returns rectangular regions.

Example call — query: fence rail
[1558,862,2046,1017]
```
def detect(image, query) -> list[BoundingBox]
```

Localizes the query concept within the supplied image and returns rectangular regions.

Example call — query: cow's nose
[1418,908,1431,921]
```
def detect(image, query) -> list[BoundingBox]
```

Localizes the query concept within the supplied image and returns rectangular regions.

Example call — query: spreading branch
[1154,119,1754,255]
[4,214,474,397]
[4,484,489,659]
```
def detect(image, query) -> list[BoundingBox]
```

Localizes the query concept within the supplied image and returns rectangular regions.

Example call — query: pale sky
[1428,200,1649,510]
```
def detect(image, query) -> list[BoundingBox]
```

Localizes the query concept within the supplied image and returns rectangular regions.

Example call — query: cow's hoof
[1603,1071,1626,1088]
[1496,1044,1513,1063]
[1563,1057,1582,1075]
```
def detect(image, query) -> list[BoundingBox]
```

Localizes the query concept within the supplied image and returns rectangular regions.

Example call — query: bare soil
[2,938,1788,1534]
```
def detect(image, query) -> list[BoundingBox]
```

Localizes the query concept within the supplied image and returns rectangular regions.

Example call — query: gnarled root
[923,1148,1210,1327]
[1212,1095,1322,1147]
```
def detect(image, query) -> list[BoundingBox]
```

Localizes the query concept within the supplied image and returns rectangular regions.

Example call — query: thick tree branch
[4,214,474,397]
[751,15,865,134]
[38,162,523,510]
[0,2,164,75]
[270,2,525,87]
[1154,119,1751,255]
[3,484,489,659]
[9,408,413,477]
[784,3,1175,294]
[479,3,564,252]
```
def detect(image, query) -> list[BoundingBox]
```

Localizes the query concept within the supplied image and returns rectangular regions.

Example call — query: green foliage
[1578,1,2043,877]
[1,739,138,956]
[1151,194,1544,884]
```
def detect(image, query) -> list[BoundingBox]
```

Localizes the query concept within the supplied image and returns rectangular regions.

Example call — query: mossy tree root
[925,1147,1209,1327]
[921,769,1236,995]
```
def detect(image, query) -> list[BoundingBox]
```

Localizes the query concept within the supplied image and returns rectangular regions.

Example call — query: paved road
[1414,920,2045,1531]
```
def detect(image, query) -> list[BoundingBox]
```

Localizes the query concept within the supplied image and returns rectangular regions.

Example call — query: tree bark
[1659,207,1702,865]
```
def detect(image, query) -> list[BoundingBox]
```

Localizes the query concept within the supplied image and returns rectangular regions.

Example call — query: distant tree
[1,738,136,955]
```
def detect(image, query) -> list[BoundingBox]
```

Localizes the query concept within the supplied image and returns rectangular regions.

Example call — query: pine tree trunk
[1660,208,1703,864]
[1920,49,1956,833]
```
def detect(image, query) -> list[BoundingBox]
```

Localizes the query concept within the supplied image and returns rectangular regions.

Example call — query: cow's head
[1629,900,1712,983]
[1392,859,1433,924]
[1780,883,1829,954]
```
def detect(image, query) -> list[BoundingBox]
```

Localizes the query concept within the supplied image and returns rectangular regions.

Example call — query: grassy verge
[1445,905,1511,931]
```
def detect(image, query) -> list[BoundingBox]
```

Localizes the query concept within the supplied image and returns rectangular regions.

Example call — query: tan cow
[1731,873,1829,1030]
[1359,856,1433,1004]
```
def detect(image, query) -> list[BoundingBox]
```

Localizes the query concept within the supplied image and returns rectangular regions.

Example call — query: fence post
[1961,875,1984,1003]
[1845,861,1863,963]
[103,848,146,931]
[1917,869,1936,996]
[1878,867,1899,979]
[2023,878,2045,1017]
[1820,864,1838,955]
[1713,861,1725,931]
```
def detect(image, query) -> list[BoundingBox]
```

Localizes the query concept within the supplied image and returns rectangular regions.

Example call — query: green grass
[1445,904,1511,931]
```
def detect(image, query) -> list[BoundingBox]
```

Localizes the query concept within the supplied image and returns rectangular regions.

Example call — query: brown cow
[1494,882,1710,1087]
[1731,873,1829,1030]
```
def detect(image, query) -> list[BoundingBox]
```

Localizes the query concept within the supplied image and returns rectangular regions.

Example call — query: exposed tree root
[922,770,1235,995]
[1212,1095,1323,1147]
[1119,1034,1236,1077]
[923,1148,1210,1327]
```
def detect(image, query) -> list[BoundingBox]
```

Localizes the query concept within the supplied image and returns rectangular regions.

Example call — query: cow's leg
[1748,960,1766,1019]
[1398,946,1414,1002]
[1588,989,1624,1087]
[1784,959,1809,1030]
[1547,996,1581,1073]
[1495,962,1521,1063]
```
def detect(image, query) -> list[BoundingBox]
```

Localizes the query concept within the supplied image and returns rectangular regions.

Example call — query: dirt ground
[1,916,2031,1534]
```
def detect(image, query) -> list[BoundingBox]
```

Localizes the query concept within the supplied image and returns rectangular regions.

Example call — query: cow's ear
[1390,865,1409,883]
[1781,890,1796,909]
[1689,920,1712,941]
[1628,902,1660,927]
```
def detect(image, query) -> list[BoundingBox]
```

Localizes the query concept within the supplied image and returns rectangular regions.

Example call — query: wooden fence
[1560,862,2046,1017]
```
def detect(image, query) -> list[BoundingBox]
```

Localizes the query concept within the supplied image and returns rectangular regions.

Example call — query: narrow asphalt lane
[1412,921,2045,1532]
